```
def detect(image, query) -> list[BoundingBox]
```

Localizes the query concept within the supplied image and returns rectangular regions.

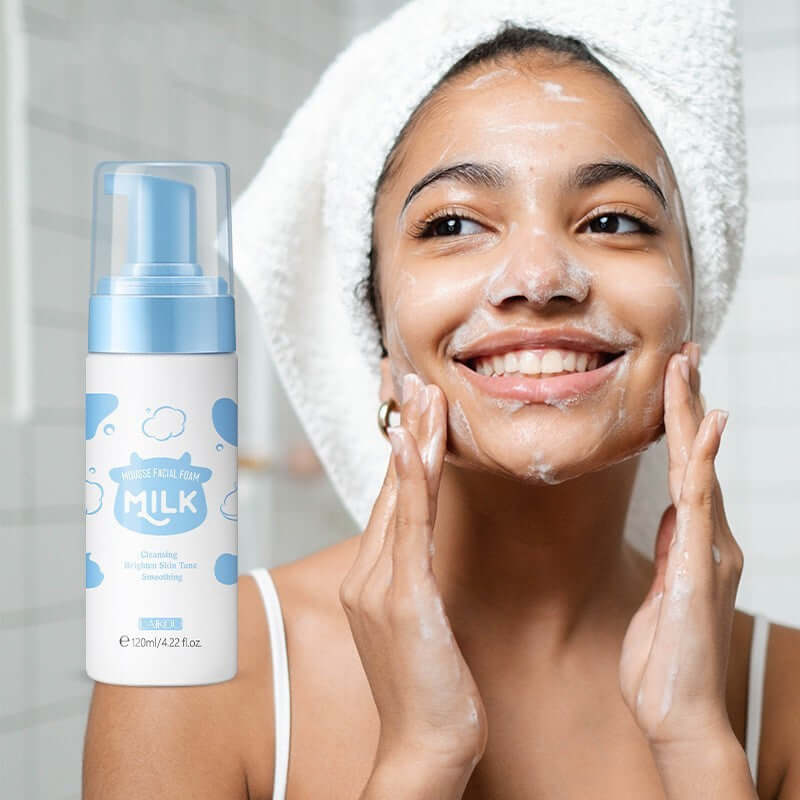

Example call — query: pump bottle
[85,162,237,685]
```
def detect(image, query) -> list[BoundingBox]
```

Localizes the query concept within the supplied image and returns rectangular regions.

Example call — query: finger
[656,411,725,625]
[344,418,400,587]
[388,424,436,589]
[680,410,726,511]
[678,410,729,576]
[682,344,732,568]
[647,504,677,603]
[664,351,700,507]
[361,373,423,589]
[403,374,437,525]
[640,411,728,725]
[377,373,426,558]
[345,376,417,585]
[404,373,428,451]
[685,341,702,399]
[418,385,447,519]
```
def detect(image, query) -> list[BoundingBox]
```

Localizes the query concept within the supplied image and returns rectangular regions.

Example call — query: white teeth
[472,347,613,377]
[540,350,563,374]
[519,351,541,375]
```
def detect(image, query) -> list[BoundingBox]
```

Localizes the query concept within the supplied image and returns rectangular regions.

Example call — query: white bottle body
[85,352,238,685]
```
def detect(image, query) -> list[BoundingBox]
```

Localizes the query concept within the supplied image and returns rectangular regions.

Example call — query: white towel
[231,0,747,552]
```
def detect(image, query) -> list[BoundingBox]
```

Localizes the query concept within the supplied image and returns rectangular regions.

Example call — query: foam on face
[375,61,693,490]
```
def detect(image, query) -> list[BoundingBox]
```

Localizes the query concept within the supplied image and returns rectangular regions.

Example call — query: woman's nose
[483,239,592,309]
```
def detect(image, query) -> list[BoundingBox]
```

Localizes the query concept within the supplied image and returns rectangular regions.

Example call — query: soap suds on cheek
[384,269,424,381]
[449,398,480,460]
[641,380,663,431]
[647,263,690,353]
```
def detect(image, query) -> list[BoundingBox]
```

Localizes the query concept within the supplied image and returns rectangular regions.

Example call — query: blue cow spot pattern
[86,553,104,588]
[86,393,118,440]
[85,479,104,515]
[109,452,212,535]
[212,398,237,447]
[214,553,237,585]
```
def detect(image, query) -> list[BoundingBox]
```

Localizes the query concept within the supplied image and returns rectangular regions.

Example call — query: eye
[583,210,658,236]
[410,209,485,238]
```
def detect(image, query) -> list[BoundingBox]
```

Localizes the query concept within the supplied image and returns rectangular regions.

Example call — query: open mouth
[459,349,627,378]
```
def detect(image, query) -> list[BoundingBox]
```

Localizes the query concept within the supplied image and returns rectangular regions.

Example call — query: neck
[431,454,653,658]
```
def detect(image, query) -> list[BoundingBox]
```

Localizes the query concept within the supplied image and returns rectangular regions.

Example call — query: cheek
[609,261,690,355]
[384,266,485,371]
[383,269,463,387]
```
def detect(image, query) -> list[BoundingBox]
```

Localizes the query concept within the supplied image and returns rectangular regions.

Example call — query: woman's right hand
[339,372,488,778]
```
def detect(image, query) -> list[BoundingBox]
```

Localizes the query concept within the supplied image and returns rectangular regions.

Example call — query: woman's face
[372,58,693,484]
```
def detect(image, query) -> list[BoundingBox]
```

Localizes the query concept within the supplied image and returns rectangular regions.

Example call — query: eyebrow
[400,158,667,217]
[568,161,667,212]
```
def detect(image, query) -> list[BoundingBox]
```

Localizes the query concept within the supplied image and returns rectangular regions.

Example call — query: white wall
[710,0,800,627]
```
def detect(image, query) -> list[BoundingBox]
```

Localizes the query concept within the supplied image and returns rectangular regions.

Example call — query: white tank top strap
[249,566,291,800]
[746,612,770,786]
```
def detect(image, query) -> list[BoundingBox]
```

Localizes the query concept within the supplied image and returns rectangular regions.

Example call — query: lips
[454,350,628,403]
[463,349,624,374]
[450,326,635,363]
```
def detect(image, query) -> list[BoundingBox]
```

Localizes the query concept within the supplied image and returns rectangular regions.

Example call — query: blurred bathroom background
[0,0,797,795]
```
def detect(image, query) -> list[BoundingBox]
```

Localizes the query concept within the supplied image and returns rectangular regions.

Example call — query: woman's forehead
[392,64,670,201]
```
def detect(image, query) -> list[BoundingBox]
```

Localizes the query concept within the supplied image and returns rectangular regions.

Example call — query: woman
[83,9,800,800]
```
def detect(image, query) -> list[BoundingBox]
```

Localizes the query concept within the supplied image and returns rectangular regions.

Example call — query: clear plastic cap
[90,162,232,297]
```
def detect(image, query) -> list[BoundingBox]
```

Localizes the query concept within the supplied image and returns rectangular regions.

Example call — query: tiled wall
[0,1,366,796]
[710,0,800,626]
[0,0,797,796]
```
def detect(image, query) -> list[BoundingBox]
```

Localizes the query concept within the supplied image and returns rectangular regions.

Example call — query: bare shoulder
[760,616,800,800]
[241,535,364,800]
[82,578,266,799]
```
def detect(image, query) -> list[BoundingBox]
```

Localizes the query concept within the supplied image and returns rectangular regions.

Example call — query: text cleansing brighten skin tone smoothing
[85,162,238,686]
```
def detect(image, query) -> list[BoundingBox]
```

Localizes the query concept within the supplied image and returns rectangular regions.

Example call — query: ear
[378,356,397,405]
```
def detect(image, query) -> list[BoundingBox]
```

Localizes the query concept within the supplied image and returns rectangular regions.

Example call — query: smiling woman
[83,3,797,800]
[364,31,696,492]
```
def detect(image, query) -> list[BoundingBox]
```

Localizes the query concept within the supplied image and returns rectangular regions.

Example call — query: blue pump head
[105,173,200,275]
[89,162,234,353]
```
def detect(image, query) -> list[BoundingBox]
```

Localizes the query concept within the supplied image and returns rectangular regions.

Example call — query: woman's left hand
[619,340,744,752]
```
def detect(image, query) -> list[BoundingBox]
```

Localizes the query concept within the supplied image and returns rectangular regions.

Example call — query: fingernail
[387,425,401,453]
[402,373,415,404]
[386,426,407,468]
[678,354,690,383]
[716,410,729,436]
[418,384,431,414]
